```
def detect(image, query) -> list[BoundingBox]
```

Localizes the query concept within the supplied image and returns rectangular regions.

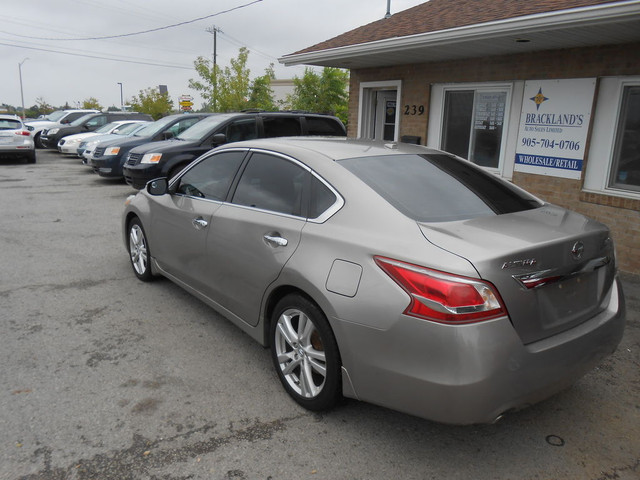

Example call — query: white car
[57,120,149,155]
[25,109,99,148]
[0,114,36,163]
[80,122,149,163]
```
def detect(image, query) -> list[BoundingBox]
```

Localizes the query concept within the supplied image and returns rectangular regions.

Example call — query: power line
[218,30,278,62]
[0,42,193,69]
[0,0,264,41]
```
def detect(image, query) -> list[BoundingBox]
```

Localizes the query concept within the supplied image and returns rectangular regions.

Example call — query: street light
[18,58,29,119]
[117,82,123,110]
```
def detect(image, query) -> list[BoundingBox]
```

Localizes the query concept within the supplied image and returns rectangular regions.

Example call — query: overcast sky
[1,0,425,112]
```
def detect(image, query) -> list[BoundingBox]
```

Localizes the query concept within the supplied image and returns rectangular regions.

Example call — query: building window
[442,89,507,168]
[584,77,640,199]
[429,83,515,174]
[608,86,640,192]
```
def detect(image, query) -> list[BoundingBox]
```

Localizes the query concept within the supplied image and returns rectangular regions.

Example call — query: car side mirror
[211,133,226,146]
[147,178,168,196]
[161,131,174,140]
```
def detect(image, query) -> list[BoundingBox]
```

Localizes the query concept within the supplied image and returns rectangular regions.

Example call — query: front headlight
[105,146,121,156]
[66,138,80,145]
[141,153,162,164]
[48,128,59,135]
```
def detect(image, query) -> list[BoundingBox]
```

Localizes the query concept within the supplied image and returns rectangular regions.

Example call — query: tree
[288,67,349,124]
[189,47,276,112]
[82,97,103,110]
[128,87,174,120]
[247,64,277,111]
[189,56,219,111]
[216,47,251,112]
[35,97,54,115]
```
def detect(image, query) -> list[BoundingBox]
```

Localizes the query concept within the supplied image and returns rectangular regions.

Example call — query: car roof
[215,136,440,162]
[0,114,23,122]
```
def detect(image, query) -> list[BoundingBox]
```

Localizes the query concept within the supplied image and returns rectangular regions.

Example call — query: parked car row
[25,108,100,148]
[57,120,149,155]
[39,111,153,149]
[46,111,348,189]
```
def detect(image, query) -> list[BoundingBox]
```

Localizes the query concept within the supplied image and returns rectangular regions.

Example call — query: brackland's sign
[514,78,596,180]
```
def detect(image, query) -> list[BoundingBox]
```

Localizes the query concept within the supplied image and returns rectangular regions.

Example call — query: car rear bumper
[335,276,625,425]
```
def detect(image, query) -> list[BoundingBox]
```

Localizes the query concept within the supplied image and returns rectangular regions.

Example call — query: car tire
[34,132,44,149]
[270,294,341,411]
[127,217,154,282]
[26,152,36,164]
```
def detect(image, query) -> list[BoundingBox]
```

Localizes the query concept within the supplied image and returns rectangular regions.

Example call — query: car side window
[86,116,107,128]
[232,152,307,216]
[176,151,245,201]
[305,117,345,136]
[167,117,202,137]
[309,176,337,219]
[63,113,83,123]
[225,118,258,142]
[262,117,302,138]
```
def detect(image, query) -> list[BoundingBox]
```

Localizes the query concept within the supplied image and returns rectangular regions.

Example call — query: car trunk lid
[419,205,616,344]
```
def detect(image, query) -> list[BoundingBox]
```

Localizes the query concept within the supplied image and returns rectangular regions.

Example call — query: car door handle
[263,234,288,247]
[192,217,208,230]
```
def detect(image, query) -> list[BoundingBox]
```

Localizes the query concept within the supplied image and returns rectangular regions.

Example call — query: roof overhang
[279,1,640,69]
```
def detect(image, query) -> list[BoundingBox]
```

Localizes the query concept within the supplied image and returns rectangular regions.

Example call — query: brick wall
[348,42,640,273]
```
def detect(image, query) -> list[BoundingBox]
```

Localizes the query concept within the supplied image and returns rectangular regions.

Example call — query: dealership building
[281,0,640,274]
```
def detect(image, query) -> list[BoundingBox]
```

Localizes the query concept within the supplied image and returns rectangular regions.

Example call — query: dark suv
[88,113,210,178]
[122,112,346,189]
[41,112,153,149]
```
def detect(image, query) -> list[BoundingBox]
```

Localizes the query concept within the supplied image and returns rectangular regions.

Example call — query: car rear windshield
[338,153,542,222]
[0,119,22,130]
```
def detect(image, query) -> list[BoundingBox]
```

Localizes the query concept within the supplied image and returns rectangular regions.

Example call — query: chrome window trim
[307,170,344,224]
[170,147,344,222]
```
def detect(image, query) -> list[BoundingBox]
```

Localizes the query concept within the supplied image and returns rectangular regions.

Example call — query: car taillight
[375,256,507,324]
[15,131,30,136]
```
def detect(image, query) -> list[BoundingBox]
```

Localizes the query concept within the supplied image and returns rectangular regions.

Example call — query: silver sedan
[122,137,625,424]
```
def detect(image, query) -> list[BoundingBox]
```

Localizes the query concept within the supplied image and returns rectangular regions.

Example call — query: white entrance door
[374,90,397,141]
[359,82,401,141]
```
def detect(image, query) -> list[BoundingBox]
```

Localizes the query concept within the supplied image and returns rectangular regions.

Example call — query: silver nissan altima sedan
[122,137,625,424]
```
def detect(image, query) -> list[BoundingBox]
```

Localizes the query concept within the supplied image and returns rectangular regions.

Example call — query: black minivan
[122,111,346,189]
[41,112,153,149]
[88,113,211,178]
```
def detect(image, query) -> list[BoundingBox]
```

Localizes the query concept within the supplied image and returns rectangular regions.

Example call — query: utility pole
[18,58,29,119]
[117,82,124,110]
[206,26,222,111]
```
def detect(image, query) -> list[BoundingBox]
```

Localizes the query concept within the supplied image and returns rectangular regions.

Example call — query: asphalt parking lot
[0,149,638,480]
